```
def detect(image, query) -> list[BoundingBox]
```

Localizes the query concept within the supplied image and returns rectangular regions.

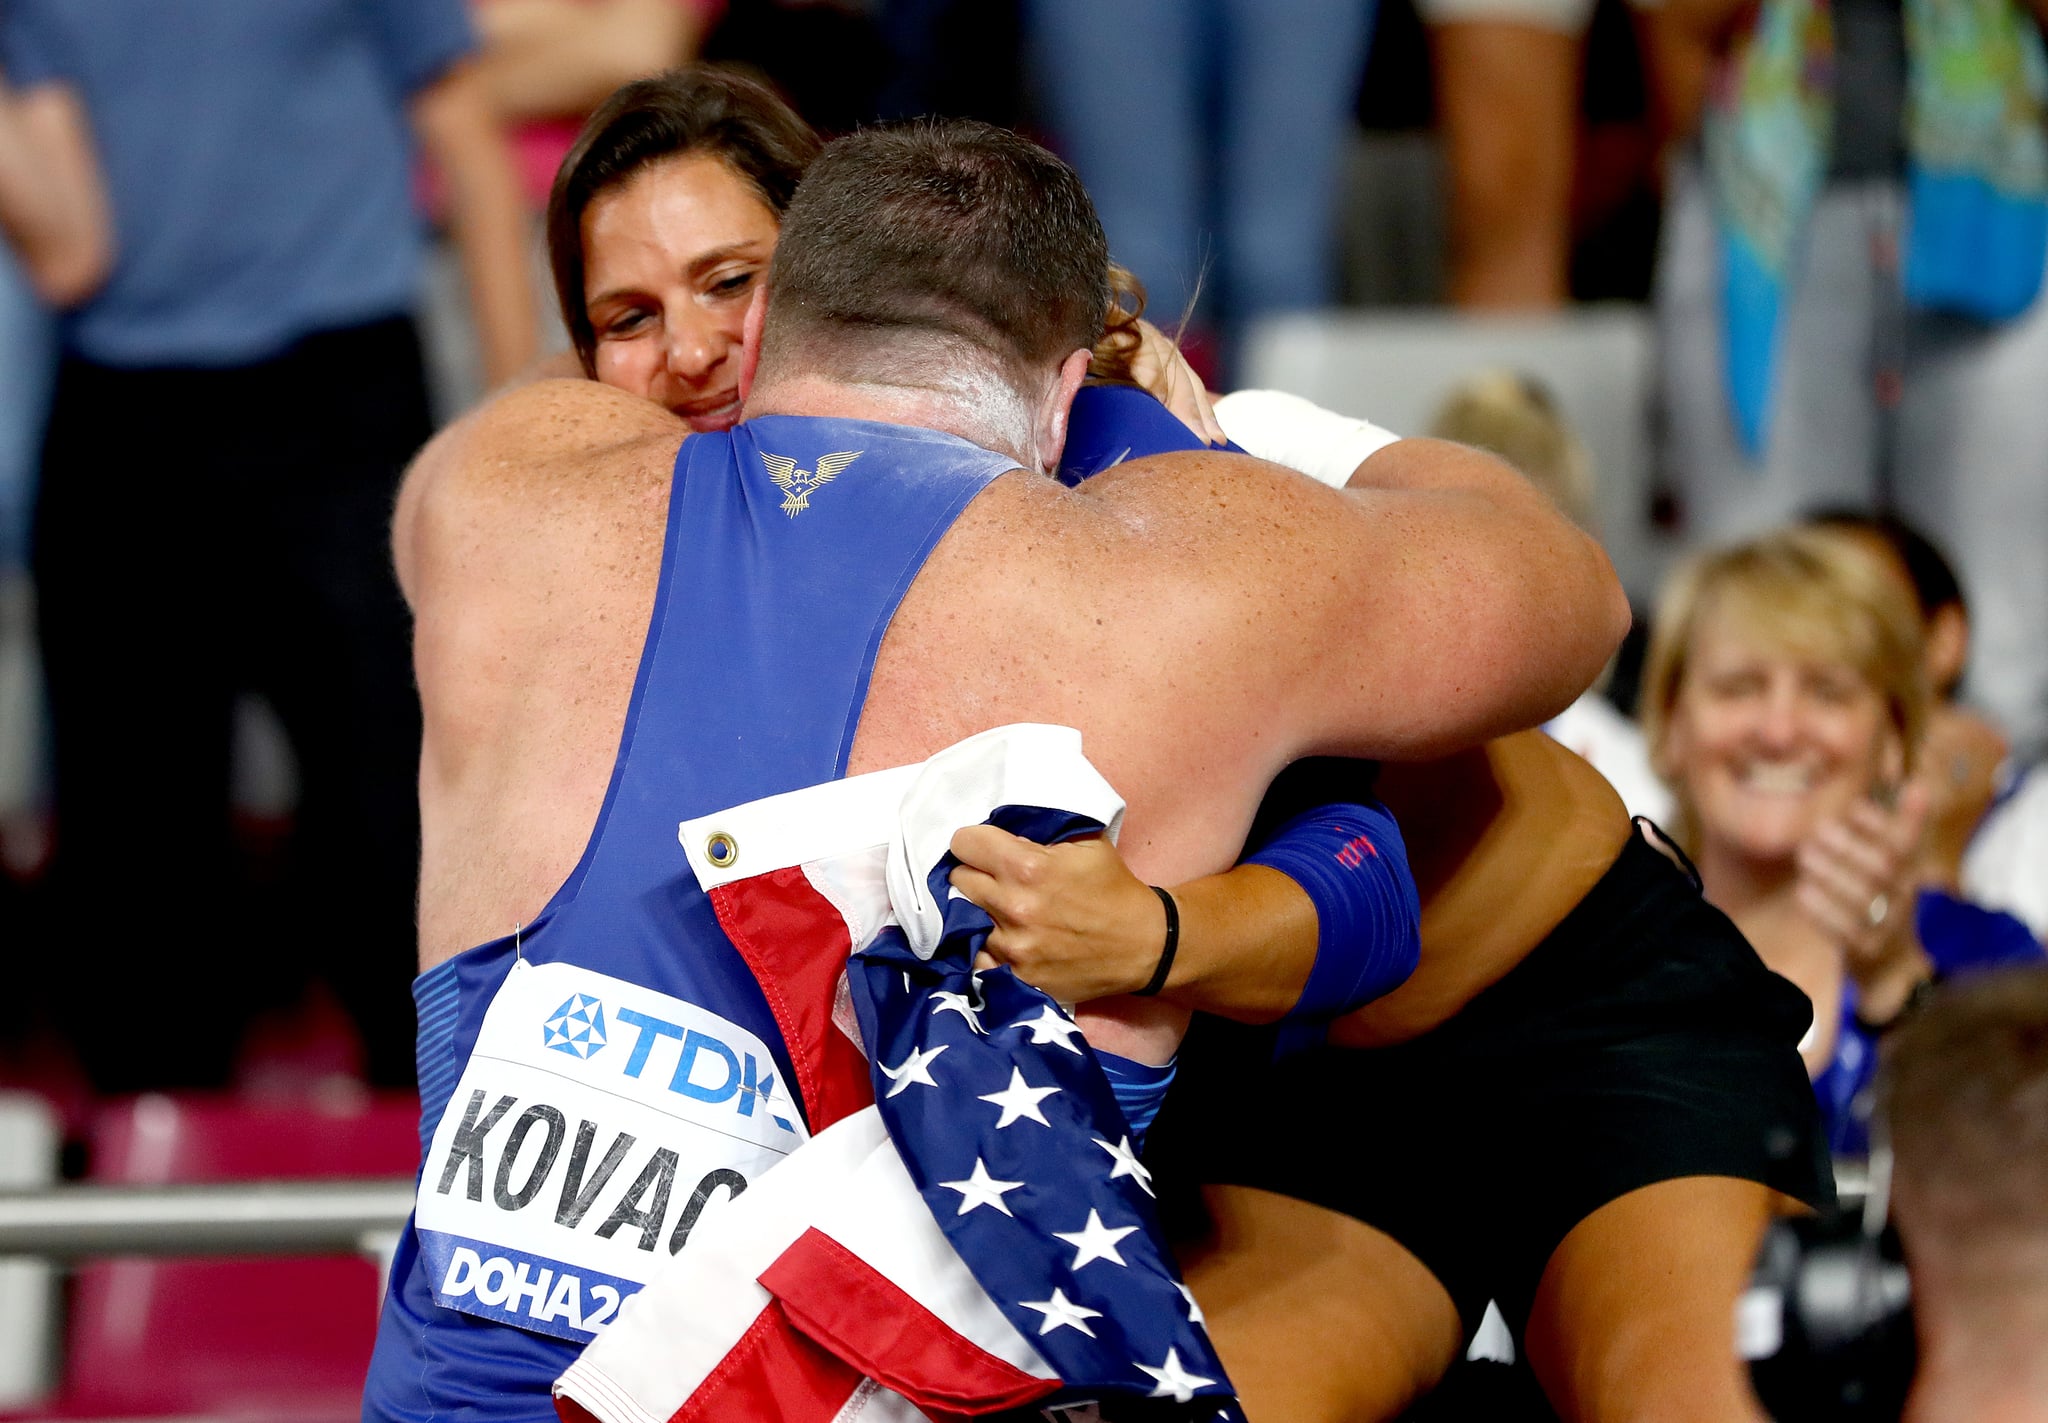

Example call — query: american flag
[555,727,1238,1423]
[849,803,1235,1419]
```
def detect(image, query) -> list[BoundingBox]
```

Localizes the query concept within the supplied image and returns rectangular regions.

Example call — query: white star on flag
[938,1157,1025,1217]
[1177,1281,1206,1326]
[1093,1134,1155,1196]
[929,989,986,1034]
[1053,1209,1139,1271]
[878,1042,949,1098]
[1138,1347,1216,1403]
[1019,1287,1103,1338]
[977,1067,1061,1128]
[1014,1004,1086,1053]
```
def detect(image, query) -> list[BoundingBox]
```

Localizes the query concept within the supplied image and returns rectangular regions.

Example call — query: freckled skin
[397,373,1624,1063]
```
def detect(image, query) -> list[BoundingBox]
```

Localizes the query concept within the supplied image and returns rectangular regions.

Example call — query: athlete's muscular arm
[1070,444,1629,763]
[398,378,684,965]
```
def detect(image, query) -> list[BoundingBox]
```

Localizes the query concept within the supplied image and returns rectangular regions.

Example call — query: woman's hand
[1795,782,1934,1020]
[1914,704,2007,888]
[1127,319,1226,447]
[947,824,1168,1005]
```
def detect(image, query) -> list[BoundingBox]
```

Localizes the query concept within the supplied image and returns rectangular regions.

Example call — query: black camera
[1745,1178,1916,1422]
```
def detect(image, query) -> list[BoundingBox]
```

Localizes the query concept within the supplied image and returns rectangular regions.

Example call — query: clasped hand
[946,824,1167,1005]
[1794,780,1933,1013]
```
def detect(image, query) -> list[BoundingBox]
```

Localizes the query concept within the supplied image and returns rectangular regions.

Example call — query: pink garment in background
[420,0,724,217]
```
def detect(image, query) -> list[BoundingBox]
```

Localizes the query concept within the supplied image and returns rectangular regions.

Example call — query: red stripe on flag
[761,1227,1059,1415]
[666,1297,869,1423]
[711,869,875,1131]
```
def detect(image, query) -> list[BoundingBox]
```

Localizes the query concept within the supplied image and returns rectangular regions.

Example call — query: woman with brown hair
[544,66,818,431]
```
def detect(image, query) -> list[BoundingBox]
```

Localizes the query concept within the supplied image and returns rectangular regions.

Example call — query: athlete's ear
[738,283,768,406]
[1035,348,1093,475]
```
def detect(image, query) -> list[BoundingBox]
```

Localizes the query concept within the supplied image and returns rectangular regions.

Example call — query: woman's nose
[665,317,720,381]
[1756,682,1803,748]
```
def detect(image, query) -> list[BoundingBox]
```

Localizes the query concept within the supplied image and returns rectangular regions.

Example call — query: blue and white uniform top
[363,417,1017,1423]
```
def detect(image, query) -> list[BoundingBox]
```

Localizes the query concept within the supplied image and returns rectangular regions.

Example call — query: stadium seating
[45,1090,417,1421]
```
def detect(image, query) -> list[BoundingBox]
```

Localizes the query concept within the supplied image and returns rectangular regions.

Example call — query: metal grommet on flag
[705,832,739,868]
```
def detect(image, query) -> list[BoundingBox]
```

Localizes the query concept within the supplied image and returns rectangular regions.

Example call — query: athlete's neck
[744,372,1038,472]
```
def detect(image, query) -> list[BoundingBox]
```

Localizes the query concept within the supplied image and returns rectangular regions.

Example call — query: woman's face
[581,153,782,433]
[1666,610,1900,866]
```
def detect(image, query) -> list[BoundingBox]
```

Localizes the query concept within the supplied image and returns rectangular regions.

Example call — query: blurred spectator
[0,0,537,1094]
[1641,526,2042,1157]
[1023,0,1376,376]
[1811,508,2048,948]
[872,0,1026,126]
[1421,0,1588,307]
[1649,0,2048,760]
[0,52,105,310]
[1430,369,1673,819]
[474,0,710,210]
[1963,760,2048,946]
[0,56,88,848]
[700,0,890,137]
[1883,968,2048,1422]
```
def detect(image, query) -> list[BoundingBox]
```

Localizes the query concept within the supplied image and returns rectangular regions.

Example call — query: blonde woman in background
[1640,527,1936,1152]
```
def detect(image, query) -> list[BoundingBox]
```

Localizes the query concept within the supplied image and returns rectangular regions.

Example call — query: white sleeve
[1211,389,1404,489]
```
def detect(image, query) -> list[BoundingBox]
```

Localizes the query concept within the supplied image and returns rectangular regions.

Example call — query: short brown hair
[547,66,821,375]
[760,119,1111,390]
[1884,969,2048,1270]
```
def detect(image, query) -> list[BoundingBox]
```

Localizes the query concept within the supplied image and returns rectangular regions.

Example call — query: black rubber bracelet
[1133,885,1180,997]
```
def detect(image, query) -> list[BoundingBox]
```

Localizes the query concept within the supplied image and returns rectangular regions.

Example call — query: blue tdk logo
[543,994,608,1059]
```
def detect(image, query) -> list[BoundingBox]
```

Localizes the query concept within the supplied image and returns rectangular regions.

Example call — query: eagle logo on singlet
[760,449,860,518]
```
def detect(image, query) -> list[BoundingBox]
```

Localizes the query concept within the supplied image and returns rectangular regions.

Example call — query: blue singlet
[362,417,1013,1423]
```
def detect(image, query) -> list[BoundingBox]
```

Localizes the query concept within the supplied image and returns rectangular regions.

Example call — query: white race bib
[414,960,807,1342]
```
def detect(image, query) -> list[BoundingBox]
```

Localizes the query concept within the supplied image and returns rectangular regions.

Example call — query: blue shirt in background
[0,0,473,367]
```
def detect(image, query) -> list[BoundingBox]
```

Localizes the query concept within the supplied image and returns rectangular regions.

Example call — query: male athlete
[362,121,1626,1422]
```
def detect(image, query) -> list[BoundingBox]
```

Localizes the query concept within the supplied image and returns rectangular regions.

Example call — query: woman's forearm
[475,0,699,121]
[412,60,539,389]
[0,76,110,305]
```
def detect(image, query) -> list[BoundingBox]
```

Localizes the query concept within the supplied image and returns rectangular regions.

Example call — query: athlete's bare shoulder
[401,380,690,966]
[395,378,684,613]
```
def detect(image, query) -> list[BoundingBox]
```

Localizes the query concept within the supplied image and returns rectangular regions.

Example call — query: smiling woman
[1640,527,1932,1143]
[544,67,819,431]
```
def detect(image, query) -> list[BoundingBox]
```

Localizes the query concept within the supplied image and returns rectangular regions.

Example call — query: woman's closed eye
[706,268,758,301]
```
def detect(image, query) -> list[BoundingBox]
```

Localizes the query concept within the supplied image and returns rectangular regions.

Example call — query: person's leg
[243,318,431,1088]
[1660,172,1888,541]
[1215,0,1377,329]
[1523,1175,1783,1423]
[1427,17,1585,310]
[33,360,240,1091]
[1023,0,1208,323]
[1180,1185,1465,1422]
[1894,250,2048,759]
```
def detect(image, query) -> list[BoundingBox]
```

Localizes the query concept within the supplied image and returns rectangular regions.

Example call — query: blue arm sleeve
[1243,799,1421,1024]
